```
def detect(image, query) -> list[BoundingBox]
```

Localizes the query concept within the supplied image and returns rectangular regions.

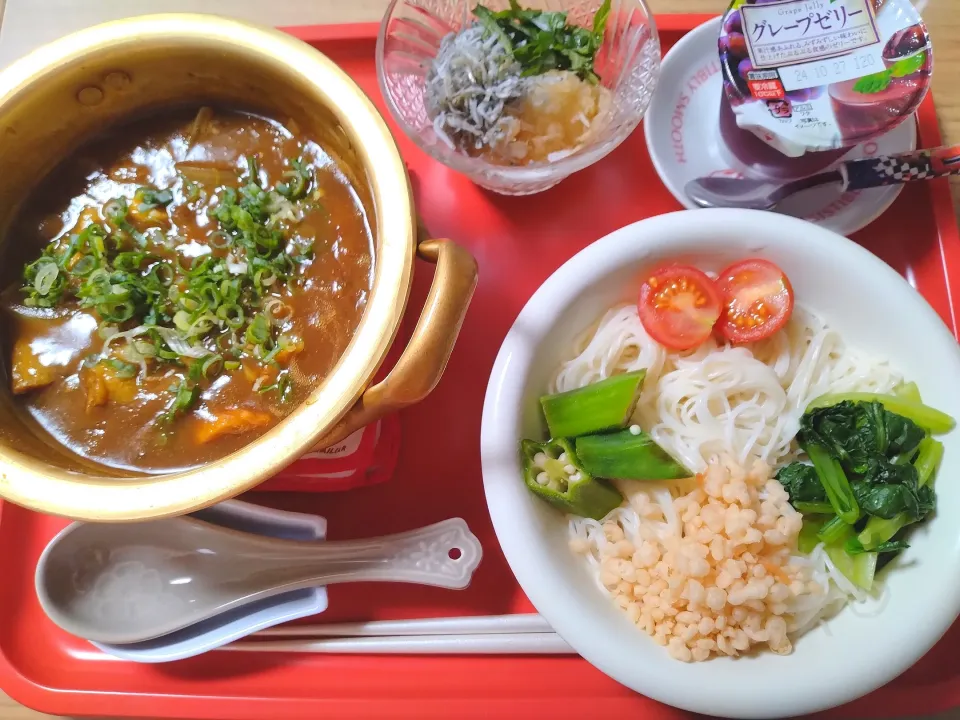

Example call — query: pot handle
[310,238,478,451]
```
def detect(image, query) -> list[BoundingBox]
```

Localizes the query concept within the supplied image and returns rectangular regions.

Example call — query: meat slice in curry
[3,107,374,473]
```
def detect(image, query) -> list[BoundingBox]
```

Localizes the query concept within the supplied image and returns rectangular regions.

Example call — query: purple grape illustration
[882,24,932,75]
[723,56,751,97]
[883,24,929,63]
[723,10,742,35]
[719,32,748,60]
[738,58,754,81]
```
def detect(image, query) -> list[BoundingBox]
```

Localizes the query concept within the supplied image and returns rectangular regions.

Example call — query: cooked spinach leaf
[775,396,947,594]
[886,409,927,458]
[861,456,920,488]
[799,400,924,475]
[795,402,932,522]
[851,477,920,520]
[807,392,954,434]
[775,463,825,503]
[845,537,909,555]
[803,442,860,524]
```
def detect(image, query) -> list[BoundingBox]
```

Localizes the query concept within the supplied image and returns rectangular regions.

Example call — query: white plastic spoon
[36,516,482,645]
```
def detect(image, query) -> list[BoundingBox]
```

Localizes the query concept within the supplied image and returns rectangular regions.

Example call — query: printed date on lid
[779,46,885,92]
[742,0,881,69]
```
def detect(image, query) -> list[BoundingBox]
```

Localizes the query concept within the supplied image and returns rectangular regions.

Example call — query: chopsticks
[224,613,576,655]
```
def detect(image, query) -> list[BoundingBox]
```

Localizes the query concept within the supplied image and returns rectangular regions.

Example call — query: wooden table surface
[0,0,957,717]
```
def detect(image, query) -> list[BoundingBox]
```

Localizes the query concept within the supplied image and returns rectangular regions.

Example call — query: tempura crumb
[579,456,811,661]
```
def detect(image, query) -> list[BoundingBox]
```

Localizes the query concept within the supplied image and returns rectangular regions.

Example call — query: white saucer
[644,17,917,238]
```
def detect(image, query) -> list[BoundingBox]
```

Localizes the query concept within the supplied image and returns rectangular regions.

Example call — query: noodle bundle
[558,304,901,651]
[552,304,900,472]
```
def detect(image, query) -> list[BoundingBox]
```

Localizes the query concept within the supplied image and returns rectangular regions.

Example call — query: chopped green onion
[276,158,313,200]
[162,379,199,423]
[70,255,98,276]
[133,339,157,358]
[198,284,222,309]
[185,312,217,337]
[148,262,174,286]
[33,260,60,295]
[260,343,282,364]
[100,299,136,323]
[200,354,223,379]
[246,313,270,346]
[209,230,231,249]
[103,358,138,378]
[18,152,319,427]
[135,186,174,211]
[113,252,147,271]
[258,371,292,401]
[173,310,193,333]
[217,303,245,328]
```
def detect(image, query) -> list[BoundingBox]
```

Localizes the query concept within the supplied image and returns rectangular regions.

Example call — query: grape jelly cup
[717,0,933,183]
[718,94,851,183]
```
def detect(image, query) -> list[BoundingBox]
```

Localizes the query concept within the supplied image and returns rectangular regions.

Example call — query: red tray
[1,15,959,720]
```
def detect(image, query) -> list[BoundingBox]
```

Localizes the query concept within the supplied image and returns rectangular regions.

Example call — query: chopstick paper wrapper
[227,633,572,655]
[226,614,575,655]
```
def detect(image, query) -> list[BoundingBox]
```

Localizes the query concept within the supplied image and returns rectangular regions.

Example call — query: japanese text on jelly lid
[719,0,932,158]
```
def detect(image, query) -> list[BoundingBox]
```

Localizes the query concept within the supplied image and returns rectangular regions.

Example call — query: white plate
[480,209,960,719]
[644,18,917,237]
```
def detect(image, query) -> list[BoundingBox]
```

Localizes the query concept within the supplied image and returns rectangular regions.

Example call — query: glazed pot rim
[0,14,415,521]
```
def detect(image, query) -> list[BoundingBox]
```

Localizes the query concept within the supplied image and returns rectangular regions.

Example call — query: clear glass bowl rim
[374,0,662,181]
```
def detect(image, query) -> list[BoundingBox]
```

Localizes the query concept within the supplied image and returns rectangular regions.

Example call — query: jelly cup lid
[719,0,932,157]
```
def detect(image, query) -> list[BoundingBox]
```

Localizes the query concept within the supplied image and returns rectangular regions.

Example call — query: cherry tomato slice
[715,259,795,344]
[637,265,723,351]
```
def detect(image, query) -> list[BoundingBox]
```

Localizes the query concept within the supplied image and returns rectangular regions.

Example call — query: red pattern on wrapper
[255,415,401,492]
[255,297,408,493]
[748,78,785,99]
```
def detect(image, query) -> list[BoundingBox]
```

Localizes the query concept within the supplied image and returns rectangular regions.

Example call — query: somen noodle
[557,304,901,651]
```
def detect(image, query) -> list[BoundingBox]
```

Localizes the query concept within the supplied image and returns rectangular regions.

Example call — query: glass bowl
[376,0,661,195]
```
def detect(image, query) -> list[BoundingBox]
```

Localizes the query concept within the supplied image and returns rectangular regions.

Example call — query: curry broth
[2,108,374,472]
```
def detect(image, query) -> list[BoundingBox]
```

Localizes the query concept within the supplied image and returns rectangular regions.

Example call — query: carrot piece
[242,360,261,383]
[274,337,305,365]
[194,408,273,444]
[75,206,100,229]
[128,204,168,227]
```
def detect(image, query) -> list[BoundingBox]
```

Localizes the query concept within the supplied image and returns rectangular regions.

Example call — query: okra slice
[540,370,646,439]
[520,438,623,520]
[575,427,690,481]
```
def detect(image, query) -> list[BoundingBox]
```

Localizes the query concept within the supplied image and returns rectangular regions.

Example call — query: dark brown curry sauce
[2,108,373,473]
